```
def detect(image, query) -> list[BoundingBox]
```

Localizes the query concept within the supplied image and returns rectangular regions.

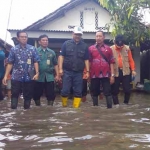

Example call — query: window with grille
[95,12,98,30]
[80,11,84,28]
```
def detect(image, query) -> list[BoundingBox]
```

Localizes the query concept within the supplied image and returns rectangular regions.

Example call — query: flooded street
[0,92,150,150]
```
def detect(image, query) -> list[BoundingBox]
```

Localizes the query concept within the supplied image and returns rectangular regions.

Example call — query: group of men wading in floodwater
[0,26,136,109]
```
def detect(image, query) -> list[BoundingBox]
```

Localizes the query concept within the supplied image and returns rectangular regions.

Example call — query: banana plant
[98,0,150,47]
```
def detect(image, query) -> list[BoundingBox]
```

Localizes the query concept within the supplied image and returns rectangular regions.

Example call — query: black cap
[115,34,124,46]
[115,34,124,41]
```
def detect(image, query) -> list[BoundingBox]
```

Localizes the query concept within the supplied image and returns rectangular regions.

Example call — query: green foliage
[98,0,150,46]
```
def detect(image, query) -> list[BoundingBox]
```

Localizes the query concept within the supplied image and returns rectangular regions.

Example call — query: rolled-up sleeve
[53,52,58,66]
[84,46,89,60]
[33,48,40,63]
[109,47,115,64]
[128,49,135,71]
[60,42,66,56]
[88,47,92,62]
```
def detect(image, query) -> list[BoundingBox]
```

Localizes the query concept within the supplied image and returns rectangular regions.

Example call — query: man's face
[39,37,49,48]
[115,40,124,47]
[96,32,105,44]
[17,32,28,45]
[115,35,124,47]
[73,33,82,43]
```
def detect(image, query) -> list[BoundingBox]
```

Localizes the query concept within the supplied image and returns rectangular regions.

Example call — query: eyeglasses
[19,36,28,38]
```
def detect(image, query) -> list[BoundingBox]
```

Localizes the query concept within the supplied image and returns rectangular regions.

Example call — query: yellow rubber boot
[73,97,81,108]
[61,97,68,107]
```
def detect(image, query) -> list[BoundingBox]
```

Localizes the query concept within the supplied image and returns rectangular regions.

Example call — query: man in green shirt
[33,34,59,106]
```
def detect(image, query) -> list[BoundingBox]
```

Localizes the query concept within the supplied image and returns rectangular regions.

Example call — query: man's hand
[2,76,7,85]
[132,71,136,77]
[55,75,60,82]
[59,68,63,77]
[110,76,115,85]
[33,74,39,80]
[85,72,90,80]
[87,77,91,83]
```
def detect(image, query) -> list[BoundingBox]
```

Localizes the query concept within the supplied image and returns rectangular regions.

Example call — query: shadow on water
[0,92,150,150]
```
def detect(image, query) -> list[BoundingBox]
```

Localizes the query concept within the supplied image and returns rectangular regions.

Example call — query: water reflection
[74,135,95,140]
[0,142,5,147]
[125,134,150,142]
[55,132,67,135]
[24,135,41,140]
[0,134,6,140]
[0,128,11,132]
[0,93,150,149]
[38,136,73,143]
[130,118,150,123]
[50,149,63,150]
[129,144,139,148]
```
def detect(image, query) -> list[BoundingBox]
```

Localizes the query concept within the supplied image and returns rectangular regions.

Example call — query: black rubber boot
[106,96,113,109]
[11,98,18,109]
[93,96,98,106]
[47,100,54,106]
[124,93,130,104]
[0,96,4,101]
[24,100,31,109]
[34,99,41,106]
[112,95,119,105]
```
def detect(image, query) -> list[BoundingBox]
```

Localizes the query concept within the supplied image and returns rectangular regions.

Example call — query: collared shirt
[60,39,89,60]
[8,44,40,82]
[37,46,57,82]
[0,50,5,78]
[89,44,114,78]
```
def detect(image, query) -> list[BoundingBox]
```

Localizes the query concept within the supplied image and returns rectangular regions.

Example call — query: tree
[98,0,150,46]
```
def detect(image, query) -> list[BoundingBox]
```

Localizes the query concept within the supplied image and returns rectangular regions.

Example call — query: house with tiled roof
[8,0,112,54]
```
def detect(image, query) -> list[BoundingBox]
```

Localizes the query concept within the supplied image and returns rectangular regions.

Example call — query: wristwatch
[111,74,115,77]
[36,71,39,74]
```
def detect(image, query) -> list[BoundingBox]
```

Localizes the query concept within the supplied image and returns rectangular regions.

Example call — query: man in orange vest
[111,35,136,106]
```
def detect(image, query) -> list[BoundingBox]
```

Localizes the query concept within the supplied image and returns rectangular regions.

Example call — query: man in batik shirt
[89,31,115,108]
[3,31,40,109]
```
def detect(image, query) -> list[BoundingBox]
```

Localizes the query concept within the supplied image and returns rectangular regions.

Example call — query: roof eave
[23,0,101,31]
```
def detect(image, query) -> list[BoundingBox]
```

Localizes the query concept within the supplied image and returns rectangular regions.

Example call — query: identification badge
[47,60,50,65]
[27,59,31,64]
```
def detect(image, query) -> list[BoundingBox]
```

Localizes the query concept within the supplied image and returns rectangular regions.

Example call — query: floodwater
[0,92,150,150]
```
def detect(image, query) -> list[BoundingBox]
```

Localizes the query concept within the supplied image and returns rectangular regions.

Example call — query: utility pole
[4,0,13,46]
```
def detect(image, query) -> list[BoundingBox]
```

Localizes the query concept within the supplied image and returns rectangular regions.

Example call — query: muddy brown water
[0,92,150,150]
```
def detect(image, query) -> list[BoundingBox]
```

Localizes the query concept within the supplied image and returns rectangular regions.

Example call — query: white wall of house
[9,30,111,40]
[41,1,111,32]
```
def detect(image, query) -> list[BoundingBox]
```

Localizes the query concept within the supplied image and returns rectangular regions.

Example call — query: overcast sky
[0,0,70,45]
[0,0,150,46]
